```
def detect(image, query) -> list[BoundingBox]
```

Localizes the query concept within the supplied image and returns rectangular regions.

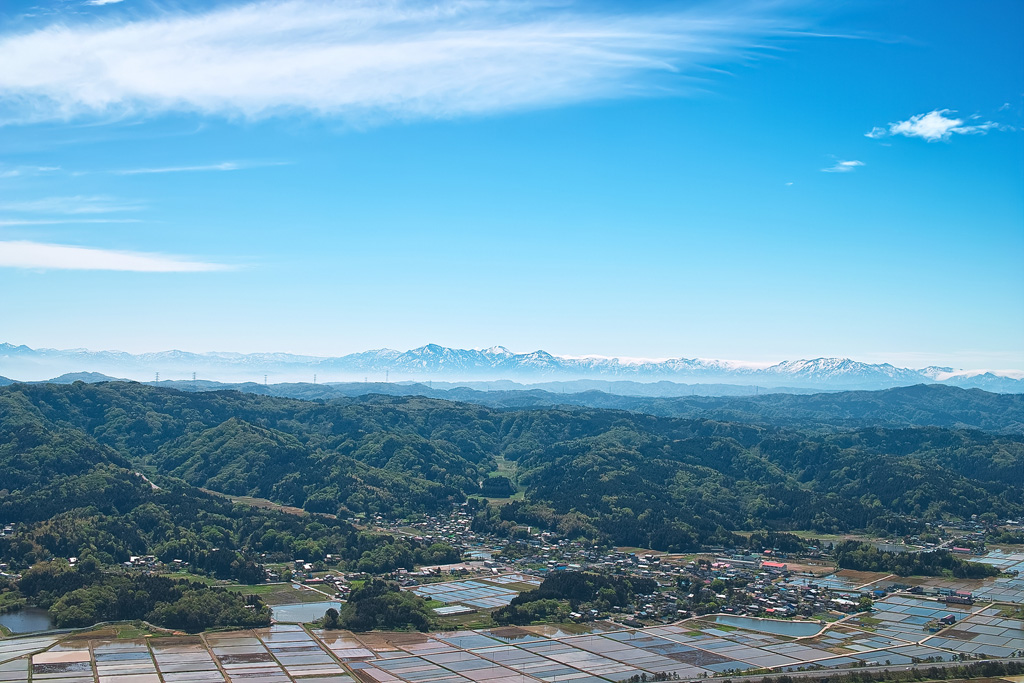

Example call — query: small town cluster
[2,507,1023,683]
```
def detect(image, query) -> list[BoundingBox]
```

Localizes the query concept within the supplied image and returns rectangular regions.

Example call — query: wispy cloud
[0,0,807,124]
[821,159,864,173]
[866,109,1002,142]
[0,240,231,271]
[112,161,287,175]
[0,165,61,178]
[0,218,141,226]
[84,0,126,5]
[0,195,142,214]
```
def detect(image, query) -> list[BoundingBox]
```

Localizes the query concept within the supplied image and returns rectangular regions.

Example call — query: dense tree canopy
[1,381,1021,557]
[493,571,658,625]
[19,560,271,630]
[335,579,434,631]
[834,541,1001,578]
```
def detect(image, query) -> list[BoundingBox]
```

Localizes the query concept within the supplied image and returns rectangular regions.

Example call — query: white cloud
[0,0,803,124]
[0,165,61,178]
[113,161,287,174]
[0,218,140,226]
[0,195,142,214]
[866,109,1000,142]
[821,159,864,173]
[84,0,126,5]
[115,162,240,175]
[0,240,231,271]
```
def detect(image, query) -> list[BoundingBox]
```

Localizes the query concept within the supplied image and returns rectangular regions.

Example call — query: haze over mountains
[1,342,1022,393]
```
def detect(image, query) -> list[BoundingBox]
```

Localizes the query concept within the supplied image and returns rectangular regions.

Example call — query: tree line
[18,558,270,630]
[834,541,1000,578]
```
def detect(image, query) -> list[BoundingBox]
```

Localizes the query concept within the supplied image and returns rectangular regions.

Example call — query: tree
[336,580,433,631]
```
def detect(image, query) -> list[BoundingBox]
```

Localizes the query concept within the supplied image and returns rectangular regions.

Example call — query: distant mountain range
[1,342,1021,392]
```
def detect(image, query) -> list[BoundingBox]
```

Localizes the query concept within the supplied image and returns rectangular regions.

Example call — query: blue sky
[0,0,1021,369]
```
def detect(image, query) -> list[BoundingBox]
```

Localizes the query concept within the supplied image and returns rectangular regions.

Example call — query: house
[939,615,956,625]
[943,594,973,605]
[831,598,858,612]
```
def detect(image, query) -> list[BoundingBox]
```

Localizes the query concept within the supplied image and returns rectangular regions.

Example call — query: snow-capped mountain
[759,358,928,384]
[1,342,1021,392]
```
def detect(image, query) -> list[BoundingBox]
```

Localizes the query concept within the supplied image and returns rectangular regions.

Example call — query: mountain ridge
[1,341,1021,392]
[2,381,1021,552]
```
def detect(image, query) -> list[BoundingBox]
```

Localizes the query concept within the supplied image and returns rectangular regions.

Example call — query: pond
[713,615,822,637]
[270,601,341,623]
[0,607,56,633]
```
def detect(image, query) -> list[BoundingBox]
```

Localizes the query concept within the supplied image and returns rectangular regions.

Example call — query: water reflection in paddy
[713,615,823,637]
[270,601,340,623]
[0,607,55,633]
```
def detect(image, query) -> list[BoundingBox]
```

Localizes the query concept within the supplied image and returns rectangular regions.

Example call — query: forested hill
[1,381,1022,553]
[633,384,1024,433]
[0,385,463,575]
[145,381,1024,434]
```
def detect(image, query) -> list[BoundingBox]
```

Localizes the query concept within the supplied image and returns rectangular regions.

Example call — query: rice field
[0,590,1020,683]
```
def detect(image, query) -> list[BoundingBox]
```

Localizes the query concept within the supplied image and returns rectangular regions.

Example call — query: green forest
[18,558,271,630]
[2,381,1022,559]
[834,542,1001,578]
[493,571,659,625]
[155,378,1024,435]
[330,579,435,631]
[0,380,1020,631]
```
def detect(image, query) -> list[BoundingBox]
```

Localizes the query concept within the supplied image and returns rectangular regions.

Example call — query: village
[87,504,1020,634]
[188,506,1017,636]
[3,503,1023,683]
